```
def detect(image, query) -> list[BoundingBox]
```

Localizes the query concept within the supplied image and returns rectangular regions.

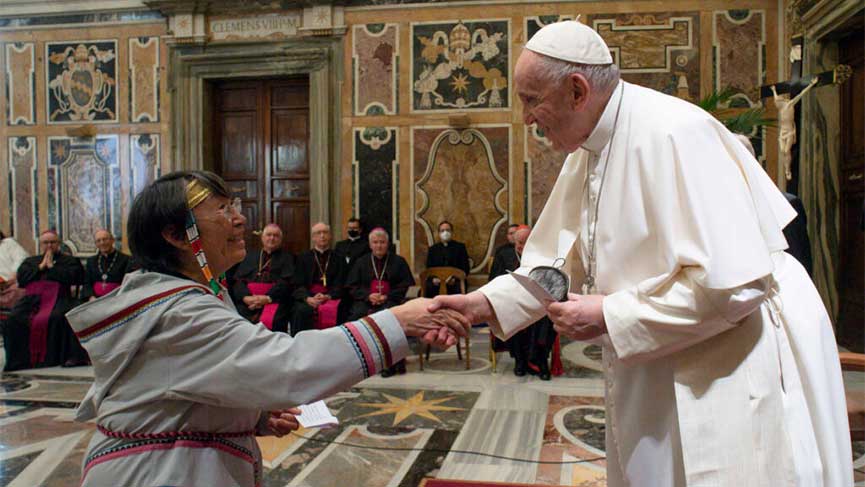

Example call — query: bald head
[261,223,283,253]
[514,225,531,255]
[94,229,115,255]
[311,222,331,251]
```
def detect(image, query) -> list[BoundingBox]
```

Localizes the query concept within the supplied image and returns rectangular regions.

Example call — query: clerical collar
[348,236,360,242]
[582,80,624,155]
[314,247,329,255]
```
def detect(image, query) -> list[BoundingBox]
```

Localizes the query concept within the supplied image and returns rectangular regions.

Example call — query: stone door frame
[167,38,342,226]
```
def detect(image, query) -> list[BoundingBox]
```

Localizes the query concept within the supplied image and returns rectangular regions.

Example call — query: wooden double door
[211,77,311,254]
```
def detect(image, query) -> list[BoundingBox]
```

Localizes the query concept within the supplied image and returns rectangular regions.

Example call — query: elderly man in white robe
[430,21,851,487]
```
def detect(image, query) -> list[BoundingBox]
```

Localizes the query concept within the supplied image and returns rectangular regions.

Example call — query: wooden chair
[841,352,865,442]
[418,266,469,371]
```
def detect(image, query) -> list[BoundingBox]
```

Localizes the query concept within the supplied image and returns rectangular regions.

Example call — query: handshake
[389,292,497,349]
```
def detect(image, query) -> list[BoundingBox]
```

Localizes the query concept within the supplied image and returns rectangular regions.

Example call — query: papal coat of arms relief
[412,20,509,111]
[46,41,117,123]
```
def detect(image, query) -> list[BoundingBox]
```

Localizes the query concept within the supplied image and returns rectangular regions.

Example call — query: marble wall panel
[588,12,700,101]
[413,126,509,273]
[47,136,120,256]
[524,125,567,225]
[713,10,766,106]
[5,42,36,125]
[411,19,509,111]
[46,40,117,123]
[354,127,397,237]
[128,36,160,122]
[130,133,161,198]
[525,15,574,41]
[7,136,38,252]
[353,24,398,116]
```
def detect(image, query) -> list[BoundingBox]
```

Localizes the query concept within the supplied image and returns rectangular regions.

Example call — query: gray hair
[368,227,389,242]
[532,52,620,93]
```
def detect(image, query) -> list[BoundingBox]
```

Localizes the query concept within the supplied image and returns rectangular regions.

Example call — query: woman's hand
[266,408,302,437]
[391,298,470,348]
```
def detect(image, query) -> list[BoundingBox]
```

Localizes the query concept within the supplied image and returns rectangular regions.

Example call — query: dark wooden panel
[219,87,258,111]
[271,109,308,176]
[271,82,309,108]
[272,179,310,199]
[221,113,257,178]
[239,199,261,252]
[227,180,258,199]
[274,201,310,254]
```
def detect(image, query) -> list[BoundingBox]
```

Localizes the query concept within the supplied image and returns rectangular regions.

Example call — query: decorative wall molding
[47,135,120,256]
[7,136,38,252]
[352,23,398,116]
[129,36,160,122]
[130,133,161,197]
[5,42,36,125]
[353,127,398,241]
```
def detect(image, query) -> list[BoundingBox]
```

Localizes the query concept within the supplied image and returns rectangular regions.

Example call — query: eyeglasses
[216,197,243,222]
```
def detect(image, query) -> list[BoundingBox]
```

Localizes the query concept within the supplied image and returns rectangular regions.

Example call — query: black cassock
[334,237,370,270]
[488,246,556,369]
[424,240,470,297]
[81,250,133,300]
[290,249,346,335]
[230,249,295,333]
[346,253,414,320]
[2,254,85,371]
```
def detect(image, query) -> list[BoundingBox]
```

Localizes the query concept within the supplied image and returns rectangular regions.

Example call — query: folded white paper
[296,400,339,429]
[508,271,557,304]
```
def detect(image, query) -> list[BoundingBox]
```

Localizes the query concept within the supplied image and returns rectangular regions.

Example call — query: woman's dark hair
[127,170,230,274]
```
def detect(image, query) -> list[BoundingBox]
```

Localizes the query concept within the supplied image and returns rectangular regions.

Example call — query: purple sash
[309,283,339,329]
[93,282,120,298]
[247,282,277,330]
[24,280,60,366]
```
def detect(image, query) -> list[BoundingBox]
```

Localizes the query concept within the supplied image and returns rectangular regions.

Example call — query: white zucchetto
[525,20,613,65]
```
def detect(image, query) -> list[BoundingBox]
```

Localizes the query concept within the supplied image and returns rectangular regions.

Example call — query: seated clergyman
[230,223,295,333]
[346,227,414,319]
[290,222,346,335]
[2,230,87,370]
[82,229,133,302]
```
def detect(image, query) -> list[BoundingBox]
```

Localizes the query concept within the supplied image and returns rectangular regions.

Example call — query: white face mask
[439,230,452,242]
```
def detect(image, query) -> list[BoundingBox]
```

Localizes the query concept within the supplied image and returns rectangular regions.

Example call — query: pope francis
[430,21,851,487]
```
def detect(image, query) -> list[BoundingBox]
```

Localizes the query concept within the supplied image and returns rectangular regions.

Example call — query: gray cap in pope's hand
[524,20,613,65]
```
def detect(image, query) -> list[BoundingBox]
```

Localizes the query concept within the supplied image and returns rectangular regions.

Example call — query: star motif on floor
[356,391,464,426]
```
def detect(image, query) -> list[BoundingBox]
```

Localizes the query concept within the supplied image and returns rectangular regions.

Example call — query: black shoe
[381,365,396,378]
[395,360,407,375]
[514,361,527,377]
[538,361,551,381]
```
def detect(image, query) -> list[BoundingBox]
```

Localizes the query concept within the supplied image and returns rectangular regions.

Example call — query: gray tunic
[66,270,408,487]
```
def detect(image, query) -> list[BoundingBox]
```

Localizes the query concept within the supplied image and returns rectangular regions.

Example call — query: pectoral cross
[377,281,384,293]
[321,275,327,288]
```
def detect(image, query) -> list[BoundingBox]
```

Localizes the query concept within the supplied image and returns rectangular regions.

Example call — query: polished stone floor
[0,328,862,486]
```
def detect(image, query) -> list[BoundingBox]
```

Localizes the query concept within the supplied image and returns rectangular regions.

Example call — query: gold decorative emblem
[47,43,116,122]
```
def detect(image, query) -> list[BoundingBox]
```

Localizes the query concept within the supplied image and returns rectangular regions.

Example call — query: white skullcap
[525,20,613,65]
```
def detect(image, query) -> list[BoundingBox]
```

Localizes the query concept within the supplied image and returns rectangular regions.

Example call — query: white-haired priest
[430,20,851,487]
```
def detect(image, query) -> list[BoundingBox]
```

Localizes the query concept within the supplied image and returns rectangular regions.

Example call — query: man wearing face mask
[334,218,370,269]
[424,221,470,297]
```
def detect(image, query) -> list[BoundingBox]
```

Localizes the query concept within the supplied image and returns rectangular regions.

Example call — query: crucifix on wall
[760,36,852,189]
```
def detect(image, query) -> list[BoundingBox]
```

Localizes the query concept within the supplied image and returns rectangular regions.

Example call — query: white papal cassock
[482,81,852,486]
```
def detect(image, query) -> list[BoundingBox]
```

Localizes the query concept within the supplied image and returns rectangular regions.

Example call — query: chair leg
[418,346,425,371]
[425,343,432,362]
[466,333,471,370]
[456,340,462,361]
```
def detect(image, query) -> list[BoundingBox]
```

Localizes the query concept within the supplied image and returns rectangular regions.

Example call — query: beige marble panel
[713,10,765,105]
[5,42,36,125]
[128,36,159,122]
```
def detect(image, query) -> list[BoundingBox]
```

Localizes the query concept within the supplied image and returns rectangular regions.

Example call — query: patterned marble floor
[0,329,863,487]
